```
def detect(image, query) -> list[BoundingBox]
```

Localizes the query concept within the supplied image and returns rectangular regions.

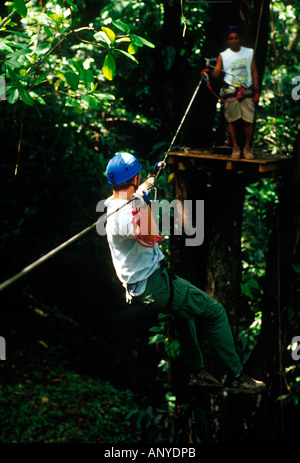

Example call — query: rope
[253,0,265,54]
[0,74,206,292]
[0,198,135,292]
[201,69,256,111]
[152,73,206,186]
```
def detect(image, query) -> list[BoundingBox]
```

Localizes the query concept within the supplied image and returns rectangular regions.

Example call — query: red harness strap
[131,207,163,248]
[206,81,256,112]
[206,81,244,103]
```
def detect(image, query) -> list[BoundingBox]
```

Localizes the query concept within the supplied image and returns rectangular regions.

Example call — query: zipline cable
[153,73,205,186]
[0,74,206,293]
[0,199,134,293]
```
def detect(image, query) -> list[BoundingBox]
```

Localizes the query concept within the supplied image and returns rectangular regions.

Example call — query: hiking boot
[189,369,223,389]
[243,147,255,160]
[231,146,241,159]
[225,374,266,394]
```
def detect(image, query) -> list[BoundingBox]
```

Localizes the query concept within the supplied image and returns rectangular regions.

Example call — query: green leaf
[80,68,94,91]
[94,31,111,45]
[43,25,53,37]
[7,88,19,104]
[169,339,180,358]
[64,71,79,90]
[292,263,300,274]
[9,48,32,60]
[247,279,260,290]
[65,0,79,12]
[148,334,165,345]
[111,19,130,34]
[81,94,99,109]
[0,40,14,53]
[130,34,155,48]
[102,53,116,81]
[128,43,138,55]
[241,283,253,299]
[29,91,46,105]
[149,326,163,333]
[5,30,31,39]
[93,92,115,101]
[7,65,34,106]
[115,49,138,63]
[65,97,78,107]
[13,0,28,18]
[20,89,35,106]
[101,27,115,44]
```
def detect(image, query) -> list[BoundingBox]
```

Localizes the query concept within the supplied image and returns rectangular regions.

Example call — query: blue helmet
[106,152,142,185]
[226,25,240,37]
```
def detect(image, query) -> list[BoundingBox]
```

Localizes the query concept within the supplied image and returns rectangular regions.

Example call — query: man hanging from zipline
[104,151,266,394]
[204,25,259,160]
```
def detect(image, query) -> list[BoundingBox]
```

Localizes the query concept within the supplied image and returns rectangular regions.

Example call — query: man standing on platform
[209,26,259,160]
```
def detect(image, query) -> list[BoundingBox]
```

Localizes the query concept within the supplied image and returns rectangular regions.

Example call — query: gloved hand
[254,91,260,103]
[133,189,151,208]
[141,189,151,205]
[149,161,166,177]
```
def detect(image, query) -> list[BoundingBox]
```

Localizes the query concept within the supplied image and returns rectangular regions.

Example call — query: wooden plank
[169,150,284,164]
[258,163,278,173]
[167,148,291,176]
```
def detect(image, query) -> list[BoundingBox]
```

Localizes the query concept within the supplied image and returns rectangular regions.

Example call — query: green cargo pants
[126,263,242,377]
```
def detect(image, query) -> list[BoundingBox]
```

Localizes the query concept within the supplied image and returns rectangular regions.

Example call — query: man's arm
[210,54,223,79]
[135,161,165,242]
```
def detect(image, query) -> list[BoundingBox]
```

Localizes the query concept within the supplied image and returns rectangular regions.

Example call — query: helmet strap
[130,174,139,191]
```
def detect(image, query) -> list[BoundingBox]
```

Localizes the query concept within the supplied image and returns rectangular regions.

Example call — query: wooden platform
[168,147,291,175]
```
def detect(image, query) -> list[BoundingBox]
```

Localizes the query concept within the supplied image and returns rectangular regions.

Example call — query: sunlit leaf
[128,43,138,55]
[102,53,116,81]
[111,19,130,34]
[94,31,111,45]
[38,340,48,348]
[101,27,115,44]
[7,88,19,104]
[115,48,138,63]
[130,34,155,48]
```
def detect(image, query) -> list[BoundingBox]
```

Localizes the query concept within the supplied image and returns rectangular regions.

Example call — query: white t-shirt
[105,198,164,293]
[221,46,253,88]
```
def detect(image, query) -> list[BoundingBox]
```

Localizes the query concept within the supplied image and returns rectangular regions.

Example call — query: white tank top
[221,46,253,88]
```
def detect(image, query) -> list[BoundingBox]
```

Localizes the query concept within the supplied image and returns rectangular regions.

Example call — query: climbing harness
[0,73,206,293]
[131,206,163,248]
[201,69,257,112]
[202,58,259,112]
